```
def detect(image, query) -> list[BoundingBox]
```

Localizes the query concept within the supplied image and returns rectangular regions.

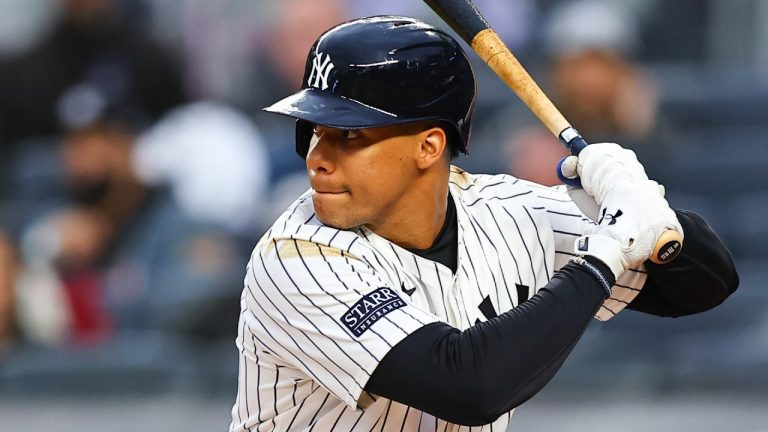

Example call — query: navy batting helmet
[264,15,477,158]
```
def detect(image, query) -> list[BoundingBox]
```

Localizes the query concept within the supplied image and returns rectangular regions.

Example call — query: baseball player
[229,16,738,432]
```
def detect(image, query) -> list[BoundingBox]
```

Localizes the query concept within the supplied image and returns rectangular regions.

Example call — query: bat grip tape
[556,127,588,187]
[559,127,588,155]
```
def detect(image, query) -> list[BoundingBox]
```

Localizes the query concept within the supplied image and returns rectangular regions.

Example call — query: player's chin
[312,192,357,229]
[315,212,359,230]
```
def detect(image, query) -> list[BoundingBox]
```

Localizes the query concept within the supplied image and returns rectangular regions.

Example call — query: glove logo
[307,52,335,90]
[577,237,589,252]
[599,208,623,225]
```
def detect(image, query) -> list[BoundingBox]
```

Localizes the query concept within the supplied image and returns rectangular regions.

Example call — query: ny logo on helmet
[307,52,335,90]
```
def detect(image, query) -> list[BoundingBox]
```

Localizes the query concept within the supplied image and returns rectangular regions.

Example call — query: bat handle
[556,127,587,187]
[559,126,588,155]
[555,127,683,265]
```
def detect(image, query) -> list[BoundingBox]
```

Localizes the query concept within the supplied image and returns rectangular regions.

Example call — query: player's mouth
[311,183,348,194]
[312,188,349,198]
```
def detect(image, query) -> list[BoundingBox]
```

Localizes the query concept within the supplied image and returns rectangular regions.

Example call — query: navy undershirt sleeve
[365,260,613,426]
[366,208,737,425]
[628,209,739,316]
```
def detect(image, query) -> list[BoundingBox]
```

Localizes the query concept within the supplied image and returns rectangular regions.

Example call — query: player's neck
[365,170,449,250]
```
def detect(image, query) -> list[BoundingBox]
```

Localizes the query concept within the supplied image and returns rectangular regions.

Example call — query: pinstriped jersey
[229,167,647,432]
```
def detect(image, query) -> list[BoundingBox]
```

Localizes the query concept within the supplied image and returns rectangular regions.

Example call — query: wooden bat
[423,0,682,265]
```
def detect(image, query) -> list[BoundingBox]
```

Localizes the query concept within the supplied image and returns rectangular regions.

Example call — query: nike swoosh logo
[401,283,416,297]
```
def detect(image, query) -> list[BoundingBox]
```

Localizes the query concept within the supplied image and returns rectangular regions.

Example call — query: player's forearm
[365,261,611,426]
[629,209,739,316]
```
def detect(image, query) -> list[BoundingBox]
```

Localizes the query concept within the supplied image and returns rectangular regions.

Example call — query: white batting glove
[575,181,683,278]
[560,143,682,278]
[559,143,666,202]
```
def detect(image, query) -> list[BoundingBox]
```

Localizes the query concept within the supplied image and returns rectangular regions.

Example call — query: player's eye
[344,129,361,140]
[312,124,324,137]
[312,125,359,140]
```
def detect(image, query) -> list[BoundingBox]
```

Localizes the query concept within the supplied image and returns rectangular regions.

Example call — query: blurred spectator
[549,48,659,146]
[13,114,245,347]
[0,0,187,184]
[543,1,660,148]
[503,126,567,186]
[495,0,664,182]
[133,101,270,234]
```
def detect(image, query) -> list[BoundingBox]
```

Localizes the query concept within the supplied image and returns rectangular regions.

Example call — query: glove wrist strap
[573,234,625,279]
[569,257,613,298]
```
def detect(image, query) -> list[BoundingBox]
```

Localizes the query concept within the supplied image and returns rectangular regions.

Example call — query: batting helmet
[264,15,477,158]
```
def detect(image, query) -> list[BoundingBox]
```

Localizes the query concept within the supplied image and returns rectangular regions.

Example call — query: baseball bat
[423,0,682,265]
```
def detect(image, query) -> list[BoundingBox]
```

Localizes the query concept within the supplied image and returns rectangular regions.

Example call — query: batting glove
[560,143,683,278]
[559,143,662,204]
[577,181,683,278]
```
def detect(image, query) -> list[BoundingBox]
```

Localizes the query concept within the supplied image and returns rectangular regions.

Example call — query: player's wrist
[573,234,626,279]
[569,256,615,298]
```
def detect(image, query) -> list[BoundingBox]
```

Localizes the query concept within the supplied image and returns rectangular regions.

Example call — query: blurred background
[0,0,766,431]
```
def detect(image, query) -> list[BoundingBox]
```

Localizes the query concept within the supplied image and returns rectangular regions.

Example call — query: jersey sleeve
[529,182,647,320]
[241,237,439,409]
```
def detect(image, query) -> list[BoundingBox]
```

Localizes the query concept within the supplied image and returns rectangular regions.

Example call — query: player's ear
[416,127,447,169]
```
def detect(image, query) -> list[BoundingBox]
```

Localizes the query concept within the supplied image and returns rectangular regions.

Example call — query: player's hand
[561,143,682,277]
[559,142,659,222]
[558,142,663,204]
[576,180,682,277]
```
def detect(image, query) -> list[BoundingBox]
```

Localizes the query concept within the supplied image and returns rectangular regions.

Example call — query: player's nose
[306,126,338,175]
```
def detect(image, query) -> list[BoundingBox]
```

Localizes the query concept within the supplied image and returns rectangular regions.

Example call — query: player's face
[306,123,430,231]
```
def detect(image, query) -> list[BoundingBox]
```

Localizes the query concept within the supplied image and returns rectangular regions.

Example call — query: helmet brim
[264,88,415,129]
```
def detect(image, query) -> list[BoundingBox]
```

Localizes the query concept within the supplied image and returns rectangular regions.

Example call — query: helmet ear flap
[296,120,314,158]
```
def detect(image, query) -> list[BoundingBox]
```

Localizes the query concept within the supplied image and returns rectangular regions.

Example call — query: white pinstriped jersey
[230,167,647,432]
